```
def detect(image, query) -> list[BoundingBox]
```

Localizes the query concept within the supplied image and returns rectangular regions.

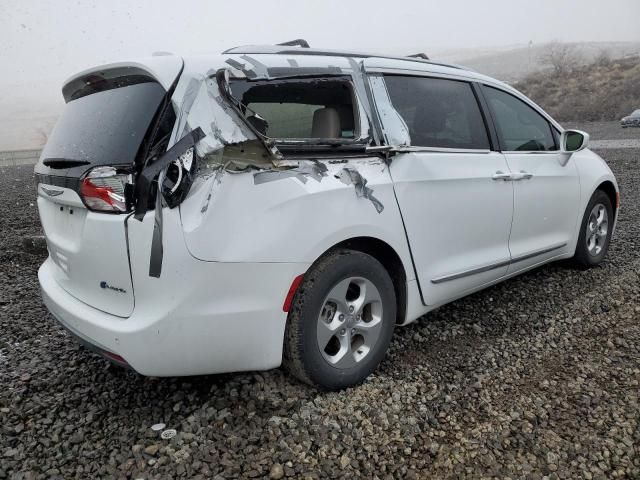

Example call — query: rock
[69,431,84,445]
[269,464,284,480]
[145,444,160,456]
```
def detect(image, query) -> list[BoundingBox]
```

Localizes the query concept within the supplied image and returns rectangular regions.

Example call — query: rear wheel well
[597,181,618,219]
[319,237,407,325]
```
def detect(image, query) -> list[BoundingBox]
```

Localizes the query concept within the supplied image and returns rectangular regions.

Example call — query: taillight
[80,166,131,213]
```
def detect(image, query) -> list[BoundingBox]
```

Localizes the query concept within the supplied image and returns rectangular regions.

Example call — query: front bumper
[39,257,308,376]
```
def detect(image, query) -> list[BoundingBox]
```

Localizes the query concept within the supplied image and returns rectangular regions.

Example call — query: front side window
[383,75,490,149]
[483,86,556,151]
[229,78,357,140]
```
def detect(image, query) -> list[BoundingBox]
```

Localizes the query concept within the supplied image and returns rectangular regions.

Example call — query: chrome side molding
[431,242,568,284]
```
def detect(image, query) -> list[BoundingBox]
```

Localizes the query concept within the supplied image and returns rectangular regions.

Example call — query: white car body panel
[389,151,513,305]
[36,50,619,376]
[37,186,134,317]
[40,206,308,376]
[178,157,414,267]
[571,149,620,242]
[503,151,581,273]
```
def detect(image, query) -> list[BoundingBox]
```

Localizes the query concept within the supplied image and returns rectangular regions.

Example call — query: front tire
[574,190,614,267]
[283,249,396,390]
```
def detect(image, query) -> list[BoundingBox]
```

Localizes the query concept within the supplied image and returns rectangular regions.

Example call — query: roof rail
[222,45,466,71]
[277,39,310,48]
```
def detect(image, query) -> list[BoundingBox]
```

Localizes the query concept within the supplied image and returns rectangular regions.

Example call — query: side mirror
[561,129,589,153]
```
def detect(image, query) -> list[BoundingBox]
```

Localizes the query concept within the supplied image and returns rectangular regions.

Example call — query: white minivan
[36,42,619,389]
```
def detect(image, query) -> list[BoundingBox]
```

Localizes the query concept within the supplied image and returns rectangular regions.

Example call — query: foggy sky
[1,0,639,113]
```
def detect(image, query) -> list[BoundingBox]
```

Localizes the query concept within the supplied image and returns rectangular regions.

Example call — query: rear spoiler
[61,56,184,102]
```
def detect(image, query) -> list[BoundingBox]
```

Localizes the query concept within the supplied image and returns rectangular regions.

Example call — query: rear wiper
[43,158,91,169]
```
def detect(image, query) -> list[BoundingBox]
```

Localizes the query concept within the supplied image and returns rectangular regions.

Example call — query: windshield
[36,81,166,177]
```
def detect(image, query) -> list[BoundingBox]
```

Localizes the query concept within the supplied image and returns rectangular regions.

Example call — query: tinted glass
[483,86,556,151]
[383,76,490,149]
[38,82,165,176]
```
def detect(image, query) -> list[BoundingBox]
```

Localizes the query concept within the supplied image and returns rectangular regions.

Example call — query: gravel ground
[565,121,640,141]
[1,122,638,479]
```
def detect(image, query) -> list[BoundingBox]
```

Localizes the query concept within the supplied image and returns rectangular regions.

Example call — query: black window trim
[477,83,561,154]
[376,72,496,153]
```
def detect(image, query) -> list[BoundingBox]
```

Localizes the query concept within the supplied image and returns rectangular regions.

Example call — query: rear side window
[229,78,356,139]
[483,86,556,151]
[383,75,490,149]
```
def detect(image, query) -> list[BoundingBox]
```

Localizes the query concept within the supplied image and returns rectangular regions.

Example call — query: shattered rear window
[229,78,357,140]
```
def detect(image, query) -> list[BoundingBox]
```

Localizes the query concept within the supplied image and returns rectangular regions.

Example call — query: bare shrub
[539,42,581,75]
[516,56,640,122]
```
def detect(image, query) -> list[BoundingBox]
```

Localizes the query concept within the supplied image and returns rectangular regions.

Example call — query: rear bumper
[39,257,309,376]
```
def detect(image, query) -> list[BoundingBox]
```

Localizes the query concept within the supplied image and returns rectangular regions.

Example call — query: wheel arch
[596,180,618,220]
[312,236,408,325]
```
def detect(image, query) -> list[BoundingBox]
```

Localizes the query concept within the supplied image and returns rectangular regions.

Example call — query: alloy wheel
[316,277,383,369]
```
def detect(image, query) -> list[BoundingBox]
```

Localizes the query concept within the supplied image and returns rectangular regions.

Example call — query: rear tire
[283,249,396,390]
[574,190,614,268]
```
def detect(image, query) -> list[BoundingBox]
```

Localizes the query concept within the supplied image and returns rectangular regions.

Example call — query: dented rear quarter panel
[178,157,416,283]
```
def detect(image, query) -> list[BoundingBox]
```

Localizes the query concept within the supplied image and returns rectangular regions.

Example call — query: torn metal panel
[347,58,380,146]
[173,78,202,139]
[136,128,205,278]
[367,75,411,146]
[253,161,328,185]
[254,170,309,185]
[336,167,384,213]
[225,55,345,80]
[199,164,226,214]
[239,55,270,78]
[134,128,205,221]
[214,69,283,159]
[225,58,257,79]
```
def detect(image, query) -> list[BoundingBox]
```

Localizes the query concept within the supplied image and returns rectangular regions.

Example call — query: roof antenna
[277,39,310,48]
[407,53,430,60]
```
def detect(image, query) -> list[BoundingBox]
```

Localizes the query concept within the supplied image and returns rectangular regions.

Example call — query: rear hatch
[35,59,182,317]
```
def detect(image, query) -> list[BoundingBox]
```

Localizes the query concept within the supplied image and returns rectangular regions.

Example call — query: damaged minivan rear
[36,52,407,389]
[37,46,617,390]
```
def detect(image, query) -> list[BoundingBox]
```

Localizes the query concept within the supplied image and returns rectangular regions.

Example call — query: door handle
[510,170,534,181]
[492,171,512,181]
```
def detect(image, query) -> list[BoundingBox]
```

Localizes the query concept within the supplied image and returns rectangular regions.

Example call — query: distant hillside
[433,41,640,82]
[514,56,640,122]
